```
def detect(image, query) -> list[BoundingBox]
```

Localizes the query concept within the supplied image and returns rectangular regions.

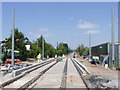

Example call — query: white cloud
[86,30,100,34]
[70,17,74,20]
[28,28,52,38]
[43,33,52,37]
[28,32,40,38]
[28,32,52,38]
[38,28,49,32]
[78,19,82,23]
[73,33,78,36]
[77,21,100,29]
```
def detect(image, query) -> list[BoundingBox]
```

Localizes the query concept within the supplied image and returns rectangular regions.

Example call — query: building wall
[92,43,120,66]
[109,44,120,67]
[92,43,108,56]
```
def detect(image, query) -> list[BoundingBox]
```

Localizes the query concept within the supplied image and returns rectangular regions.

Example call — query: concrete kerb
[22,59,54,76]
[74,58,90,74]
[71,58,92,89]
[12,59,54,76]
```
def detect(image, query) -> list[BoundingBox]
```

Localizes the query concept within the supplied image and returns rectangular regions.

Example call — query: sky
[2,2,118,49]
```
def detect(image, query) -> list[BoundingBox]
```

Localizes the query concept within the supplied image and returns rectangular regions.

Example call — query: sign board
[92,56,99,60]
[25,45,31,51]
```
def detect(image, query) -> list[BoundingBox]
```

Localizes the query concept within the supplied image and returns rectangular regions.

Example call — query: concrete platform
[32,60,66,88]
[66,58,86,88]
[0,58,53,87]
[0,71,13,84]
[4,61,55,88]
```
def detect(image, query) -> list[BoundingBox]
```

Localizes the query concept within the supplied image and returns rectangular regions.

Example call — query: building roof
[92,41,120,48]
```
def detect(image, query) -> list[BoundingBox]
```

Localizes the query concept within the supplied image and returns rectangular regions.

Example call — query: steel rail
[17,62,58,90]
[61,58,68,88]
[71,58,89,90]
[1,59,54,89]
[73,59,90,74]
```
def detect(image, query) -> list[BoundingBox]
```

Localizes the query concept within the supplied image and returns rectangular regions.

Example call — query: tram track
[2,59,56,89]
[61,58,68,88]
[17,62,57,90]
[2,57,91,89]
[71,58,90,89]
[61,57,90,89]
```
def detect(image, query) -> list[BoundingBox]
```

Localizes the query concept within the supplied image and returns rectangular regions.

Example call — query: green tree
[76,44,86,56]
[35,35,56,58]
[6,28,28,61]
[58,43,70,55]
[5,30,72,60]
[45,44,55,57]
[58,50,62,56]
[27,43,41,58]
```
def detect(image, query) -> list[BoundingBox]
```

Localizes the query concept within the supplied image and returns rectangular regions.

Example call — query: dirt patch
[88,75,110,88]
[76,55,118,89]
[84,74,118,89]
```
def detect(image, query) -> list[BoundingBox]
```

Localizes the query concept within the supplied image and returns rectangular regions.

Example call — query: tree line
[76,44,89,56]
[5,28,72,61]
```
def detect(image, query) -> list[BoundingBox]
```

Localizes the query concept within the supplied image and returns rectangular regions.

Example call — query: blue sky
[2,2,118,49]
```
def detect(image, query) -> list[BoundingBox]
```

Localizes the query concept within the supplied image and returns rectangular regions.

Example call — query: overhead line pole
[12,8,15,67]
[112,7,115,67]
[89,34,91,60]
[57,42,58,57]
[0,44,2,67]
[42,37,44,60]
